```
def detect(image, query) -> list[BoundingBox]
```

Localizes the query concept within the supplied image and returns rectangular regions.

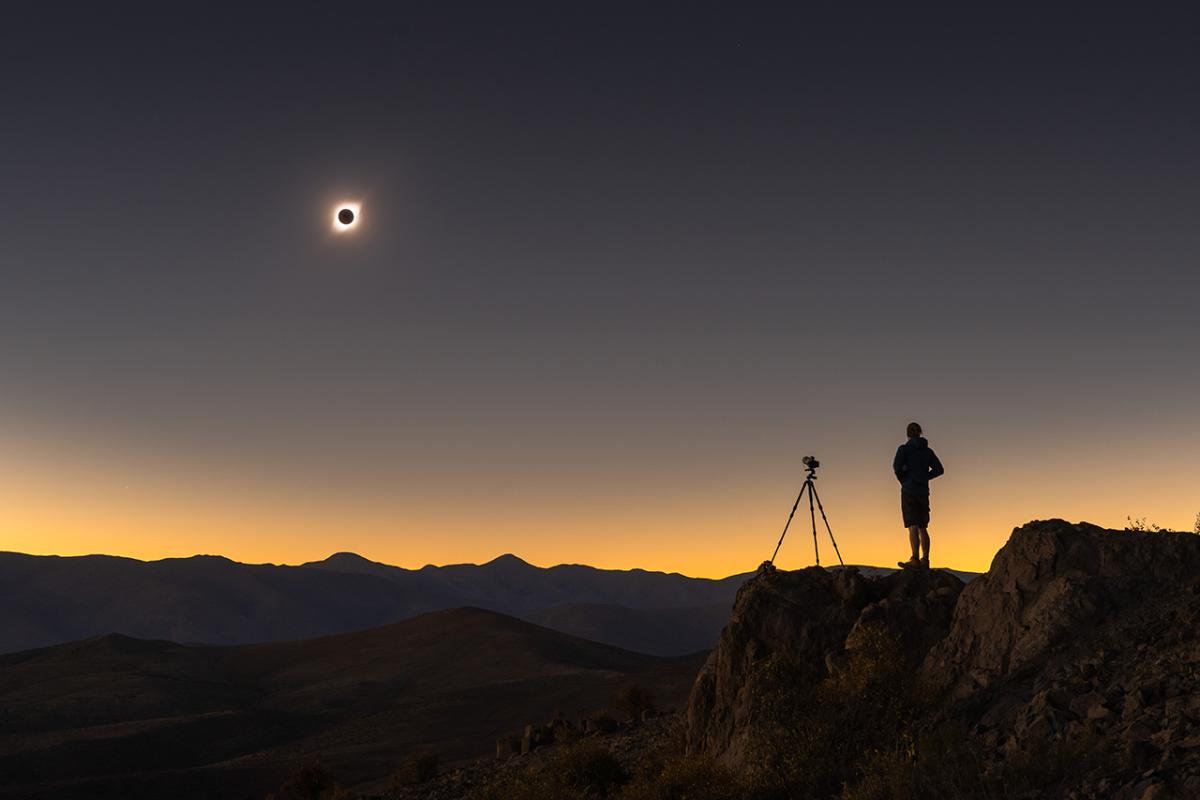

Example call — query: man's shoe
[897,557,920,570]
[920,557,930,569]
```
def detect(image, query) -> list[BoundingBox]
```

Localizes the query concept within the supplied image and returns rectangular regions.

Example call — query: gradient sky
[2,3,1198,577]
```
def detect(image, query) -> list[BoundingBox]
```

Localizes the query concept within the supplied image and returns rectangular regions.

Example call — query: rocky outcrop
[684,561,964,764]
[685,519,1200,798]
[925,520,1200,799]
[925,519,1200,698]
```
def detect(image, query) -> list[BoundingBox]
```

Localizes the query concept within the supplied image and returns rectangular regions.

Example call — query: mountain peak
[161,554,235,565]
[485,553,533,568]
[323,552,373,564]
[299,551,402,577]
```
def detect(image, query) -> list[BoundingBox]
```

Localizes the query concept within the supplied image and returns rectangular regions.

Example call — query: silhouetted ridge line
[0,549,755,656]
[0,548,976,657]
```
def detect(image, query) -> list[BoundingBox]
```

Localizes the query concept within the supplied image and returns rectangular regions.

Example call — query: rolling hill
[0,607,704,800]
[526,602,734,657]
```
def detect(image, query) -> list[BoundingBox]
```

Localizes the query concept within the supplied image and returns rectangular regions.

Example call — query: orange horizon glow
[4,419,1197,578]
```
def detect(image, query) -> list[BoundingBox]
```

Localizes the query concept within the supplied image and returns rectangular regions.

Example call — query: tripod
[769,463,844,567]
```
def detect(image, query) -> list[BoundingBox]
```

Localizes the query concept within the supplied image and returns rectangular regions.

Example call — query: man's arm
[928,450,945,480]
[893,447,906,483]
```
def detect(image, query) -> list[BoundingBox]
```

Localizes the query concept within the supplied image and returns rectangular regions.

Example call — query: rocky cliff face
[925,519,1200,695]
[926,520,1200,799]
[684,561,964,764]
[686,519,1200,799]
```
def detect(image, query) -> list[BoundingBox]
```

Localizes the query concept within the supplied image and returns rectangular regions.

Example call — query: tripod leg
[770,482,808,564]
[809,483,845,567]
[807,479,820,566]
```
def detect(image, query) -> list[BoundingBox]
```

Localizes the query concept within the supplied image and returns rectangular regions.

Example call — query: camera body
[802,455,820,470]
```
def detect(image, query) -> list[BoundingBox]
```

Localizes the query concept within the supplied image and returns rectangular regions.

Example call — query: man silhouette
[894,422,944,569]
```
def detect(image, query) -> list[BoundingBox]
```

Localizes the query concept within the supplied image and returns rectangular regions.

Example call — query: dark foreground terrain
[0,608,704,800]
[414,520,1200,800]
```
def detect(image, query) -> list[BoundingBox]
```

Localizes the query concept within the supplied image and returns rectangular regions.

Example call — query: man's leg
[907,526,920,559]
[919,528,930,563]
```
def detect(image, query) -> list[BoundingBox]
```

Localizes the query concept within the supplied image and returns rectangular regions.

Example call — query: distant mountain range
[0,551,751,657]
[0,607,704,800]
[0,550,977,657]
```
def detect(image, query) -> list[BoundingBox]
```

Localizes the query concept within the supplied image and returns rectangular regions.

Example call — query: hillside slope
[0,608,703,800]
[526,602,733,657]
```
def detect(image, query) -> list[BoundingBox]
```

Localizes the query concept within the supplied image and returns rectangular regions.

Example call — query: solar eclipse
[332,202,361,233]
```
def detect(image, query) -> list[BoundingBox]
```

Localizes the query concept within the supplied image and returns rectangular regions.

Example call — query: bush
[617,754,740,800]
[1125,516,1169,533]
[269,756,338,800]
[470,739,628,800]
[556,739,628,792]
[842,723,1109,800]
[1126,516,1200,535]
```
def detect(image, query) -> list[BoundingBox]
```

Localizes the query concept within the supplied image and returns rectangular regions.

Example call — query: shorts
[901,492,930,528]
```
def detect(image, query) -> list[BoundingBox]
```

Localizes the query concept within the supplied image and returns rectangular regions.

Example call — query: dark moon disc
[338,208,355,225]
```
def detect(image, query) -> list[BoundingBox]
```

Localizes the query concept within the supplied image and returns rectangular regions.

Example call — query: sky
[2,3,1198,577]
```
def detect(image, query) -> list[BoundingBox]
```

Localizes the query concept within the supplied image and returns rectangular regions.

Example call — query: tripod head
[801,455,820,480]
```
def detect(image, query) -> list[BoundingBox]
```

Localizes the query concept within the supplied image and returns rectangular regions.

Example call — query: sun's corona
[332,202,361,233]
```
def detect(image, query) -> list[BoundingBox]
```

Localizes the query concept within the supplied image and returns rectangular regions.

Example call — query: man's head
[906,421,922,438]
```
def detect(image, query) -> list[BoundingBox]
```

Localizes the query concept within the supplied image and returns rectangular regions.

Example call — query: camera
[802,455,820,470]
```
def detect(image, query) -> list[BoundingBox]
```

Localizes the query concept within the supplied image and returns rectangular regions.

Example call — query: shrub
[1125,516,1168,533]
[469,739,628,800]
[841,722,996,800]
[270,756,335,800]
[552,738,628,793]
[617,754,740,800]
[1126,516,1200,535]
[842,723,1109,800]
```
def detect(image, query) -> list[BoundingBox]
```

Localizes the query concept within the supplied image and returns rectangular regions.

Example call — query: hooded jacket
[893,437,944,495]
